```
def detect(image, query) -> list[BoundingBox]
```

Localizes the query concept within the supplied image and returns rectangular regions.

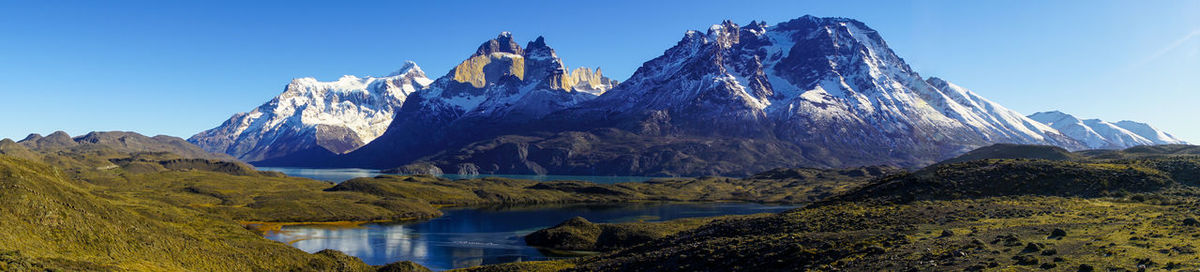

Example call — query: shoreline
[240,199,803,233]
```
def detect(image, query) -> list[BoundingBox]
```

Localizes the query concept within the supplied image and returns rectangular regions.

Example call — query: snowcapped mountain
[200,15,1176,175]
[338,33,617,168]
[1112,120,1188,145]
[1028,111,1187,149]
[189,62,432,163]
[380,16,1087,175]
[558,17,1080,164]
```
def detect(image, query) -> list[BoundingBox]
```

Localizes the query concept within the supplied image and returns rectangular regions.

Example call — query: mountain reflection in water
[263,202,797,270]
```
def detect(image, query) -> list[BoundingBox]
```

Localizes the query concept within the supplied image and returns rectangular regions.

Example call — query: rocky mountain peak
[474,31,524,57]
[707,20,741,47]
[527,36,548,50]
[524,36,557,61]
[388,61,427,78]
[450,33,529,88]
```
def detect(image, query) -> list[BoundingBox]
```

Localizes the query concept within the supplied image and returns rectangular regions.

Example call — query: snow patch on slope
[189,61,432,161]
[1028,111,1186,149]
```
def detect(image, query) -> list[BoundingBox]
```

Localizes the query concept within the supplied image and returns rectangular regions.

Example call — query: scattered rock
[1049,228,1067,239]
[994,234,1022,247]
[1171,245,1197,254]
[1183,218,1200,226]
[1040,263,1057,269]
[940,229,955,237]
[1012,255,1038,265]
[1022,243,1043,253]
[1077,264,1094,272]
[1041,249,1057,256]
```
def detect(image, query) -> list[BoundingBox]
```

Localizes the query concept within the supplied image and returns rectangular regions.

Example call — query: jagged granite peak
[524,36,616,95]
[1029,111,1186,149]
[339,33,616,168]
[189,62,433,163]
[243,16,1098,174]
[452,33,527,88]
[418,33,615,116]
[366,16,1090,176]
[474,31,524,57]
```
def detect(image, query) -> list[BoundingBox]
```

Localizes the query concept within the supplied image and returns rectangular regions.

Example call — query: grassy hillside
[0,156,377,271]
[0,130,898,271]
[457,144,1200,271]
[9,132,1199,272]
[937,143,1079,164]
[524,215,768,252]
[548,196,1200,271]
[829,159,1179,204]
[330,165,895,207]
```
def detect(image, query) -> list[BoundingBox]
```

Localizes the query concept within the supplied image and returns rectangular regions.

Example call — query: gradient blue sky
[1,0,1197,142]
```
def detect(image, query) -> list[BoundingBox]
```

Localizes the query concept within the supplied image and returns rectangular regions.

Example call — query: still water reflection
[263,202,796,270]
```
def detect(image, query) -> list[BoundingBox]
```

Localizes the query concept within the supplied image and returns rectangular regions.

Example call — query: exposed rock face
[202,16,1140,176]
[1029,110,1187,149]
[569,17,1078,152]
[341,34,616,168]
[189,62,433,163]
[391,16,1084,175]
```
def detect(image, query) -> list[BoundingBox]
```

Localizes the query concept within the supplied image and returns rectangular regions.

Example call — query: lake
[262,202,796,270]
[257,167,657,183]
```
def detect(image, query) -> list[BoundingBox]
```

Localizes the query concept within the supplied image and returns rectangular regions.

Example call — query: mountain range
[189,62,433,163]
[1028,111,1187,149]
[189,15,1184,176]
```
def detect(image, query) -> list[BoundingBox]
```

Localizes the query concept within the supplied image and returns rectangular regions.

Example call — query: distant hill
[828,143,1200,204]
[936,143,1079,165]
[1077,144,1200,160]
[12,131,235,162]
[829,159,1176,204]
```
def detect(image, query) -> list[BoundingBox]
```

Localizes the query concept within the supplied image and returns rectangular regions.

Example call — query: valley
[1,8,1196,272]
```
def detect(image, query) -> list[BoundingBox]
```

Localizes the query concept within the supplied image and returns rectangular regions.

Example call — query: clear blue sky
[1,0,1197,142]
